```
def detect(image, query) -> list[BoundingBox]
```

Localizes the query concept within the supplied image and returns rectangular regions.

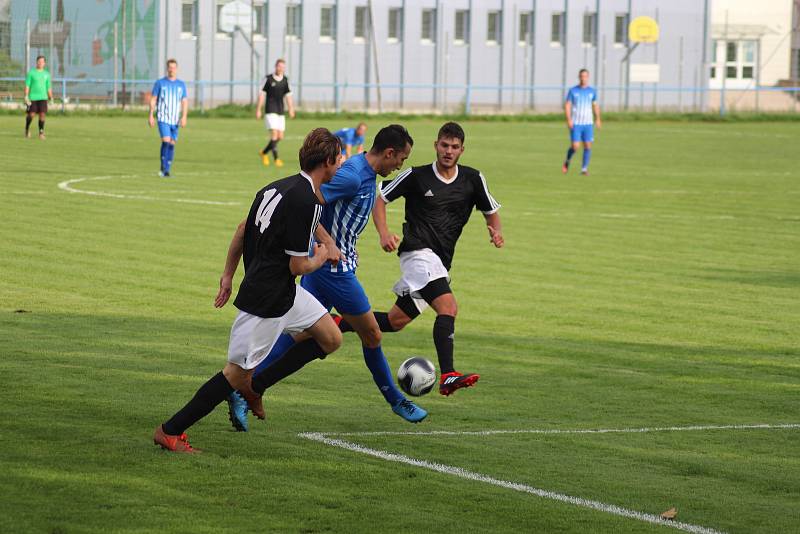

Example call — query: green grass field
[1,115,798,534]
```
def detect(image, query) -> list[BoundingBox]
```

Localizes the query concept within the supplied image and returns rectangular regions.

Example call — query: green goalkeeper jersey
[25,68,51,101]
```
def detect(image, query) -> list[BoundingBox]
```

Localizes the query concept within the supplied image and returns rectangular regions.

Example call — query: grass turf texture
[1,116,798,533]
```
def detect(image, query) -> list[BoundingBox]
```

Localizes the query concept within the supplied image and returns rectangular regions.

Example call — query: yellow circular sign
[629,16,659,43]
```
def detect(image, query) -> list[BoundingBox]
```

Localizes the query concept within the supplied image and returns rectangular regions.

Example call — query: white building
[710,0,796,110]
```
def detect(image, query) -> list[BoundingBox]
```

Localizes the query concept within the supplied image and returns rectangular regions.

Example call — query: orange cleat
[153,425,199,453]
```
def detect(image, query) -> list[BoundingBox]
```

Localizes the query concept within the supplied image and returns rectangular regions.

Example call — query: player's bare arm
[255,92,265,119]
[485,212,505,248]
[214,218,246,308]
[593,101,602,129]
[286,94,295,119]
[148,94,157,127]
[315,225,343,266]
[564,100,573,130]
[372,196,400,252]
[289,243,332,275]
[180,97,188,128]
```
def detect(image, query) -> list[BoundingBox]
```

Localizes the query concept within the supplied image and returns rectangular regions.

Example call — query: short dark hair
[299,128,342,172]
[36,55,45,62]
[275,58,286,66]
[166,58,178,67]
[579,68,589,75]
[437,122,465,144]
[371,124,413,153]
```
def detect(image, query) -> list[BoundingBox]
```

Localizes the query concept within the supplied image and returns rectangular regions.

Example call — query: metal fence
[1,76,799,115]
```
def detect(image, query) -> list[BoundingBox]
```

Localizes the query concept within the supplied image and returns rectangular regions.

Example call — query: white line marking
[299,431,725,534]
[57,174,243,206]
[321,422,800,438]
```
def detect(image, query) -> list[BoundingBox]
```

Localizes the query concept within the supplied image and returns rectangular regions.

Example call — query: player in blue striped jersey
[334,122,367,160]
[562,69,601,176]
[224,125,428,429]
[148,59,188,178]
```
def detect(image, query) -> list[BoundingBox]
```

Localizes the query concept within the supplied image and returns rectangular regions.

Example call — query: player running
[222,125,427,430]
[153,128,343,453]
[334,122,367,160]
[24,55,52,140]
[148,59,188,178]
[257,59,295,167]
[562,68,601,176]
[339,122,503,396]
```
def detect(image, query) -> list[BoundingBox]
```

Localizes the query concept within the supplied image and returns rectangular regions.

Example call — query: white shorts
[227,285,327,370]
[392,248,450,313]
[265,113,286,131]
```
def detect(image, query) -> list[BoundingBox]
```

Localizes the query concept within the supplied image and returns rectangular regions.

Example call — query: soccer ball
[397,357,437,397]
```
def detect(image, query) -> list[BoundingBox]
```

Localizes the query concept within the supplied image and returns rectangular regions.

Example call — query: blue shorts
[301,268,371,316]
[570,124,594,143]
[157,121,179,141]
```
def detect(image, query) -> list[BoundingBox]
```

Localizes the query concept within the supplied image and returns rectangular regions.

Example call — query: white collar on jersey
[271,73,285,81]
[432,162,459,184]
[300,170,315,193]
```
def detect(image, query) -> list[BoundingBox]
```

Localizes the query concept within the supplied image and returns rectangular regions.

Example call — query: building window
[712,40,756,81]
[518,12,532,45]
[487,11,501,45]
[582,12,597,46]
[181,0,197,36]
[454,10,469,44]
[422,8,436,43]
[550,12,564,45]
[253,3,266,37]
[320,5,335,40]
[286,3,301,40]
[355,6,368,41]
[614,14,629,46]
[216,1,230,36]
[388,8,402,42]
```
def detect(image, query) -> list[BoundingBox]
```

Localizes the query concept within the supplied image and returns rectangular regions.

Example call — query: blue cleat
[227,391,249,432]
[392,399,428,423]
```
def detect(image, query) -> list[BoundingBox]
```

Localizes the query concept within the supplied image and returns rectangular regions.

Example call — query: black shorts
[27,100,48,114]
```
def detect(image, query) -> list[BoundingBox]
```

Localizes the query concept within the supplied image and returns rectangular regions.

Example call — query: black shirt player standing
[256,58,295,167]
[370,122,504,396]
[153,128,343,453]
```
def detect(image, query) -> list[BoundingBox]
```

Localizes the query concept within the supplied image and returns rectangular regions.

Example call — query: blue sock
[582,149,592,170]
[165,143,175,173]
[565,147,575,164]
[253,333,296,376]
[363,345,404,406]
[160,142,168,171]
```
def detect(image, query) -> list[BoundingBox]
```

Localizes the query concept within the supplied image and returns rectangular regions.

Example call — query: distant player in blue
[222,125,427,429]
[334,122,367,160]
[562,69,602,176]
[148,59,188,178]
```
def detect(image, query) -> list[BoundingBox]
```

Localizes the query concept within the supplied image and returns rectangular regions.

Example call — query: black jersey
[379,163,500,270]
[261,74,291,115]
[234,174,322,318]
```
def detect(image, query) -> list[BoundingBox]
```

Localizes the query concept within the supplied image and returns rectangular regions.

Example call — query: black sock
[252,339,327,395]
[337,312,395,333]
[433,315,456,374]
[38,120,44,133]
[162,371,234,435]
[271,139,280,159]
[374,312,396,332]
[262,140,275,155]
[25,115,32,133]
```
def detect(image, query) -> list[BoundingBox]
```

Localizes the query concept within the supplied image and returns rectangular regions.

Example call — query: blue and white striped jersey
[565,85,597,126]
[319,153,378,273]
[151,77,188,125]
